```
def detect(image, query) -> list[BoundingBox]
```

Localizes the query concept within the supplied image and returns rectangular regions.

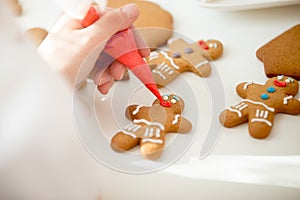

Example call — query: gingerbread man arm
[236,82,262,99]
[125,105,149,120]
[279,98,300,115]
[168,114,192,133]
[177,117,192,133]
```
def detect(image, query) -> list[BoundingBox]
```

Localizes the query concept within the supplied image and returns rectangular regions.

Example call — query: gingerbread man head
[265,75,299,96]
[152,94,185,113]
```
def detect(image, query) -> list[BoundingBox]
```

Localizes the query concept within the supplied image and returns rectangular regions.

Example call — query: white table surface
[1,0,300,199]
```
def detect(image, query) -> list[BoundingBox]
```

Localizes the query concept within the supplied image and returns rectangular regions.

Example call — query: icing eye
[184,47,194,54]
[172,95,180,101]
[285,78,294,83]
[171,99,177,104]
[213,43,218,48]
[163,95,169,101]
[172,52,181,58]
[277,75,284,80]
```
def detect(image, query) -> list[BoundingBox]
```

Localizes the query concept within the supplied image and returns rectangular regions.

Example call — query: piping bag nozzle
[104,29,171,107]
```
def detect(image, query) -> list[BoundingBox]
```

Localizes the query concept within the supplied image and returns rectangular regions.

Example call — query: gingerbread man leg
[219,102,249,128]
[111,132,139,152]
[140,134,165,160]
[248,108,275,139]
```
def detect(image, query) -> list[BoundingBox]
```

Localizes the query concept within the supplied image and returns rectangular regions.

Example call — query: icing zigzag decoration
[111,94,192,160]
[145,38,223,88]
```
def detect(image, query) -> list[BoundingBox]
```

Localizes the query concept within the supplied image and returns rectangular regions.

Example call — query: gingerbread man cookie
[145,38,223,87]
[111,94,192,159]
[219,76,300,139]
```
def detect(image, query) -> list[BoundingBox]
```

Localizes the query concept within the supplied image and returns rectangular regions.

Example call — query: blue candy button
[267,86,276,93]
[261,93,269,100]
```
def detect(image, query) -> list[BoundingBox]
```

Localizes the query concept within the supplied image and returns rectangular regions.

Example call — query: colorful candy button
[267,86,276,93]
[172,52,181,58]
[184,47,194,54]
[261,93,269,100]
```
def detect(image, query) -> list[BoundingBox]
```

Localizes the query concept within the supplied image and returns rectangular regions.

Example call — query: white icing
[228,108,242,118]
[171,99,177,104]
[144,128,149,137]
[132,105,143,115]
[172,114,181,125]
[132,125,141,132]
[157,62,167,69]
[255,109,259,118]
[195,60,209,69]
[238,104,248,111]
[277,75,284,80]
[160,51,180,70]
[122,130,137,138]
[256,109,268,119]
[152,69,166,80]
[243,82,253,90]
[155,129,161,137]
[124,124,141,132]
[264,111,269,119]
[251,118,272,127]
[134,119,165,130]
[161,64,170,72]
[234,102,247,111]
[241,99,275,112]
[235,102,245,109]
[149,51,159,61]
[168,70,174,75]
[163,95,169,100]
[148,128,154,137]
[142,138,163,144]
[283,95,293,105]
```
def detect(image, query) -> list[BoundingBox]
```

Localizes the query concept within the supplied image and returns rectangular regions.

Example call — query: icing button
[172,52,181,58]
[267,86,276,93]
[184,47,194,54]
[261,93,269,100]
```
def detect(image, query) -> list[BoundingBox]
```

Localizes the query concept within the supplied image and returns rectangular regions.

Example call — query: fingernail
[99,73,111,85]
[120,3,139,20]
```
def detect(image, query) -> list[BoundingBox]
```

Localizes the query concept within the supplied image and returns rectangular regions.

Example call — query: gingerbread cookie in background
[111,94,192,160]
[219,75,300,139]
[107,0,173,49]
[25,28,48,48]
[3,0,22,16]
[145,38,223,88]
[256,24,300,80]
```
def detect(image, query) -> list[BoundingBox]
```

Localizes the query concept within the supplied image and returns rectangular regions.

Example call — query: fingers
[93,60,127,94]
[85,3,140,44]
[97,77,114,94]
[109,61,127,80]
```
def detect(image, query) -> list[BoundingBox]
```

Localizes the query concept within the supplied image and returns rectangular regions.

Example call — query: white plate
[194,0,300,11]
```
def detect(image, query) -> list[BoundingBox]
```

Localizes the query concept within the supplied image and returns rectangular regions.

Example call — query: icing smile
[274,80,286,87]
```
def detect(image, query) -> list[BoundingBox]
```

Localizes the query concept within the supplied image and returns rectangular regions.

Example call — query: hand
[37,3,150,94]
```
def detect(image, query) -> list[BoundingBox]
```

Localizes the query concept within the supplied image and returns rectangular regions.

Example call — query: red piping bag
[82,7,170,107]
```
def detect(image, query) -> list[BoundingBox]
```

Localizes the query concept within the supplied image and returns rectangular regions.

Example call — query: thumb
[86,3,140,43]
